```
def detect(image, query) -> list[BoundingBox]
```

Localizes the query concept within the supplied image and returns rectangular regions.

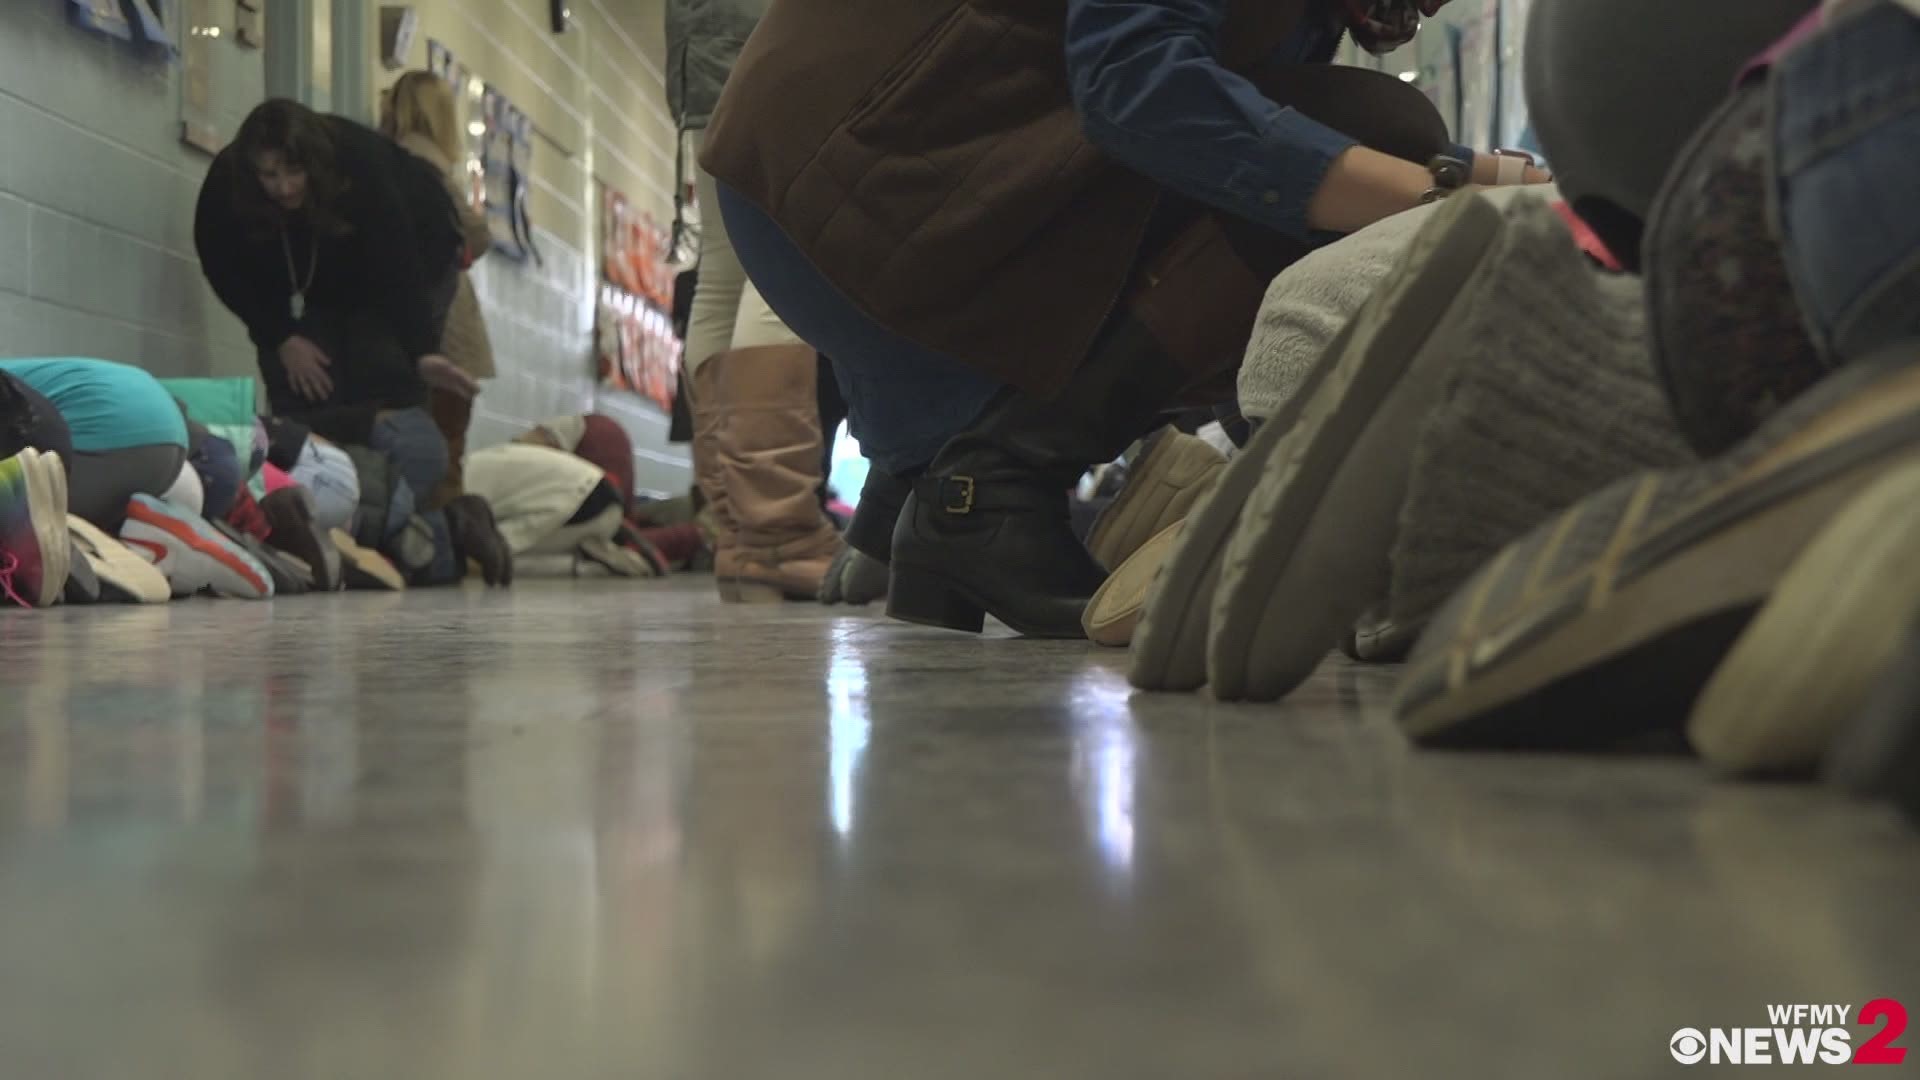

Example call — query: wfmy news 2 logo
[1669,1000,1909,1066]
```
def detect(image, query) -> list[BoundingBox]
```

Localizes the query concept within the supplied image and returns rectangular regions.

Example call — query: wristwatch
[1419,154,1471,204]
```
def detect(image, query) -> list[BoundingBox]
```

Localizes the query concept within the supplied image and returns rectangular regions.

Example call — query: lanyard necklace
[280,223,318,320]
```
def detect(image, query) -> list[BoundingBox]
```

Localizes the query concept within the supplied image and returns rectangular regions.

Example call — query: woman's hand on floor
[417,354,480,399]
[279,336,335,401]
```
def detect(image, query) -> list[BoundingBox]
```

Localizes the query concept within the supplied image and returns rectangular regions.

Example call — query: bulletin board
[596,183,680,415]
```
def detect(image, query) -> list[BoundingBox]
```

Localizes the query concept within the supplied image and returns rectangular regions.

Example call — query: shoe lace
[0,549,27,609]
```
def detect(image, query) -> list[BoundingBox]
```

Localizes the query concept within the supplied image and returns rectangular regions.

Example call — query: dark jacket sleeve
[195,153,298,354]
[331,122,446,362]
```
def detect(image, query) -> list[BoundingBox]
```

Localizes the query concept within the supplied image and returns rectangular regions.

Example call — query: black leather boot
[887,316,1187,638]
[843,467,915,563]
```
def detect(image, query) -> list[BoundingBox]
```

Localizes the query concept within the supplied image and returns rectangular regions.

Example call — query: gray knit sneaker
[1397,344,1920,749]
[1207,192,1690,703]
[1380,245,1691,636]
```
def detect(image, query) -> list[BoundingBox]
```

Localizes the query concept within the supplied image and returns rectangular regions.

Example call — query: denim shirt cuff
[1237,119,1359,240]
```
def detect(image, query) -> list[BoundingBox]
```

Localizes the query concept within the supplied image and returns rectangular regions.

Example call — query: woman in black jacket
[196,98,510,586]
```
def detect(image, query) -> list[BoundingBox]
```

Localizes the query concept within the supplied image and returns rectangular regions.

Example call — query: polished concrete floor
[0,578,1915,1078]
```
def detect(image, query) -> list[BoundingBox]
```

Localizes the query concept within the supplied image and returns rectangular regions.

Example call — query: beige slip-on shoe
[1086,431,1224,572]
[1085,519,1185,647]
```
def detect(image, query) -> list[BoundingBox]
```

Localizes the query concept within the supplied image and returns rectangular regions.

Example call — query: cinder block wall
[0,0,691,499]
[0,3,265,379]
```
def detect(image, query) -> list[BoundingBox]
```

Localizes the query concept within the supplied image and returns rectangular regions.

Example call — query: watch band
[1491,148,1537,185]
[1420,153,1470,204]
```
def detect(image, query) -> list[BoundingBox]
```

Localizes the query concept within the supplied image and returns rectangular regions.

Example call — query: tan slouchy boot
[689,359,744,599]
[706,346,842,602]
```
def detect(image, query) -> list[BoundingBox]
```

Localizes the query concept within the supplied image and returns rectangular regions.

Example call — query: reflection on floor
[0,579,1914,1078]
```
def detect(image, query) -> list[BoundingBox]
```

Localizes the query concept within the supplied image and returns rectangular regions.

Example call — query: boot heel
[887,569,987,633]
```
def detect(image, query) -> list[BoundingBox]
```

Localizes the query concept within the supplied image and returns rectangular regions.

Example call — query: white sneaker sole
[22,449,69,608]
[1690,460,1920,774]
[1206,193,1508,703]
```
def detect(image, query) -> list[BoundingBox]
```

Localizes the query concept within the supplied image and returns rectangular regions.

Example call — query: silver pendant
[290,293,306,320]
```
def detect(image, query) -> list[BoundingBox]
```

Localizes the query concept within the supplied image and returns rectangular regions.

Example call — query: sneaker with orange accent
[120,494,273,600]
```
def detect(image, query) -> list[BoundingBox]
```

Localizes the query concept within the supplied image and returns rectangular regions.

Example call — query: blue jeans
[1771,1,1920,361]
[716,182,1000,476]
[368,407,458,584]
[188,426,242,520]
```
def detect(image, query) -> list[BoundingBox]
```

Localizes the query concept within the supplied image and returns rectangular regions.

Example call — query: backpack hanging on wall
[122,0,175,54]
[65,0,131,39]
[65,0,177,56]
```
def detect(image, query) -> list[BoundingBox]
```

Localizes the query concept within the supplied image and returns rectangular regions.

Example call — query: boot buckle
[940,476,976,515]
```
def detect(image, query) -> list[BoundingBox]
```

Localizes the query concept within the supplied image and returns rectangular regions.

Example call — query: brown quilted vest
[701,0,1312,397]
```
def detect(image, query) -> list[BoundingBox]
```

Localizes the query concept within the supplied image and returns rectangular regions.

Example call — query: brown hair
[383,71,464,168]
[229,98,351,234]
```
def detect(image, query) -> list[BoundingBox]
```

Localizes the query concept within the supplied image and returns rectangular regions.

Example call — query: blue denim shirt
[1066,0,1446,241]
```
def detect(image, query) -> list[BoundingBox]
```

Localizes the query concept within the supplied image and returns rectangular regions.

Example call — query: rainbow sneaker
[120,494,273,600]
[0,448,71,608]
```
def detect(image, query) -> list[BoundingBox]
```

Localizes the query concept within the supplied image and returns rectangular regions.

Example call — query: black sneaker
[261,487,340,591]
[211,519,309,596]
[61,536,100,604]
[444,494,513,587]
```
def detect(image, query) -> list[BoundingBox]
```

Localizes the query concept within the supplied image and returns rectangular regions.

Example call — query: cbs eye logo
[1670,1028,1709,1065]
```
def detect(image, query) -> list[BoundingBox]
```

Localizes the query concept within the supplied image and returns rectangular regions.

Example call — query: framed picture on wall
[179,0,219,153]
